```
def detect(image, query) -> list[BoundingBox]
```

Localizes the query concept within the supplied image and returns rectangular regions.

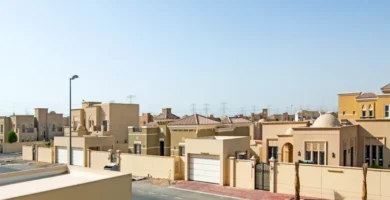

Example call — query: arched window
[362,105,366,118]
[369,105,373,118]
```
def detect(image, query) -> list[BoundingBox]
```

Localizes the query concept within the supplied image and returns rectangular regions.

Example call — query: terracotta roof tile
[356,93,377,99]
[144,121,158,126]
[169,114,221,125]
[381,83,390,90]
[222,117,252,124]
[154,112,180,120]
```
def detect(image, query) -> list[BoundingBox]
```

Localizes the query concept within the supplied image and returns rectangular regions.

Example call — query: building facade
[338,83,390,120]
[67,101,139,144]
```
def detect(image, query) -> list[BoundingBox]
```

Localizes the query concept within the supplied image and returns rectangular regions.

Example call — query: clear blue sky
[1,1,389,117]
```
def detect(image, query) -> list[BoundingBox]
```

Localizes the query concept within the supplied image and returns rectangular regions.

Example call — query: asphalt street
[133,182,239,200]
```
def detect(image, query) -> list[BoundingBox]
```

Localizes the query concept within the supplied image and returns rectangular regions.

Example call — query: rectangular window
[134,144,141,154]
[365,145,370,164]
[369,110,373,118]
[305,151,311,161]
[343,150,347,166]
[350,147,354,167]
[179,146,185,157]
[313,151,318,164]
[379,145,383,167]
[319,151,325,165]
[267,147,278,160]
[372,145,377,165]
[385,105,389,118]
[362,110,366,117]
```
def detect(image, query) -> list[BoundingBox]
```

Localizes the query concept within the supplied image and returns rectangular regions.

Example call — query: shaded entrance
[282,143,293,163]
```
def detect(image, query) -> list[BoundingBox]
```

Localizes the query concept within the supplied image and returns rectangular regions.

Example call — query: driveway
[171,181,322,200]
[133,181,238,200]
[0,152,22,161]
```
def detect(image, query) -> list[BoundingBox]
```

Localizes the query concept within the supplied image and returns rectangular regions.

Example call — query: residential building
[267,112,294,121]
[249,108,268,122]
[294,110,321,121]
[66,101,139,144]
[139,112,153,127]
[0,116,11,143]
[9,115,37,142]
[168,114,252,156]
[338,83,390,120]
[261,113,390,168]
[35,108,64,141]
[129,108,180,156]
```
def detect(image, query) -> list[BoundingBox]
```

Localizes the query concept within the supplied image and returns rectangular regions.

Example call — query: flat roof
[0,165,130,199]
[192,136,248,140]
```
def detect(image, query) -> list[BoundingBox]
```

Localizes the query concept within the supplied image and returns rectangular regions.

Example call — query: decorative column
[116,150,121,171]
[108,149,113,162]
[229,157,236,187]
[250,156,257,190]
[269,157,277,193]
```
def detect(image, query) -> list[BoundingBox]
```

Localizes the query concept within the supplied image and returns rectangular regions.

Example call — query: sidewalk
[171,181,322,200]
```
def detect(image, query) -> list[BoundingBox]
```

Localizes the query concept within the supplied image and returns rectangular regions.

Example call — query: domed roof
[312,114,341,128]
[258,119,266,122]
[284,128,294,135]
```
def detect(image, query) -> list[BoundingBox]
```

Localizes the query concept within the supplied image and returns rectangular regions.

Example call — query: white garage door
[56,147,67,164]
[71,148,84,166]
[189,154,220,184]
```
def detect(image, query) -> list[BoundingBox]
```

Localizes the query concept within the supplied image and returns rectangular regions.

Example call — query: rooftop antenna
[127,95,135,103]
[221,102,227,116]
[204,104,209,116]
[191,104,196,114]
[240,107,245,115]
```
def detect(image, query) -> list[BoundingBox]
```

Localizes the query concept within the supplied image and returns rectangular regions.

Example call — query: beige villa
[66,101,139,144]
[261,113,390,168]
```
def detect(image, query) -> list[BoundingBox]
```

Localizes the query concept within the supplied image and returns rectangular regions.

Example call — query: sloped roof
[144,121,158,126]
[356,93,377,99]
[222,117,251,124]
[168,114,221,125]
[154,112,180,121]
[381,83,390,90]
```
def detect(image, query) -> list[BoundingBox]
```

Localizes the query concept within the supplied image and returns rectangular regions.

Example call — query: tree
[7,131,17,143]
[295,162,300,200]
[362,163,368,200]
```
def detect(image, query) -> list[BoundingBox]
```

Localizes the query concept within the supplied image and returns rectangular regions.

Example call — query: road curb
[168,186,247,200]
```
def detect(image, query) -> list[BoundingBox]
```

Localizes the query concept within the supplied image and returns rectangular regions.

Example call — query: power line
[191,104,196,114]
[204,104,209,116]
[126,95,135,103]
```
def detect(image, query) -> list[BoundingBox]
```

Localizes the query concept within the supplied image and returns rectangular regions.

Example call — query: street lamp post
[69,75,79,165]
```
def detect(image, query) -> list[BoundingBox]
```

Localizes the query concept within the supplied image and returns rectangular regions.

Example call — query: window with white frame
[369,105,373,118]
[362,105,366,118]
[385,105,389,118]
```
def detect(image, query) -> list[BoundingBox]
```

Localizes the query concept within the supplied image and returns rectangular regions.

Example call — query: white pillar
[269,157,277,193]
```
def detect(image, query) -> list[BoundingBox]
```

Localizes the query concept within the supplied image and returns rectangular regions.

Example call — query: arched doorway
[282,143,293,163]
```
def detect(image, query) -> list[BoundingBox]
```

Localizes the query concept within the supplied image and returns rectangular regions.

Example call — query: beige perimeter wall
[22,146,33,161]
[120,153,175,180]
[89,150,110,170]
[3,142,45,153]
[234,159,255,189]
[37,147,53,163]
[276,162,390,200]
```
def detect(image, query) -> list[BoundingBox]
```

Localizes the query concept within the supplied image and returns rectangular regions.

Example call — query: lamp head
[71,75,79,80]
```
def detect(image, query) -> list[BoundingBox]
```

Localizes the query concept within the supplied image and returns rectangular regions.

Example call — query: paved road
[133,182,239,200]
[0,152,22,161]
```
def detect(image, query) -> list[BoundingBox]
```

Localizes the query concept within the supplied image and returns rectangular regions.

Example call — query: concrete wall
[3,142,45,153]
[22,146,33,161]
[37,147,53,163]
[232,159,255,189]
[12,166,132,200]
[275,162,390,200]
[120,153,175,180]
[89,150,110,170]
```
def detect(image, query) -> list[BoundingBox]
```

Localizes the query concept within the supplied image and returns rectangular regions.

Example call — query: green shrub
[370,162,381,169]
[45,142,51,147]
[7,131,17,143]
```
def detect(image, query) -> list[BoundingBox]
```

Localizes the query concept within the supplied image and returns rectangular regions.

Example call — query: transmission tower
[191,104,196,114]
[126,95,135,103]
[221,102,227,116]
[204,104,209,116]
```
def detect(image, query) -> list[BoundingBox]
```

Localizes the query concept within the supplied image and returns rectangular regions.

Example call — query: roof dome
[258,119,266,122]
[312,114,341,128]
[284,128,294,135]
